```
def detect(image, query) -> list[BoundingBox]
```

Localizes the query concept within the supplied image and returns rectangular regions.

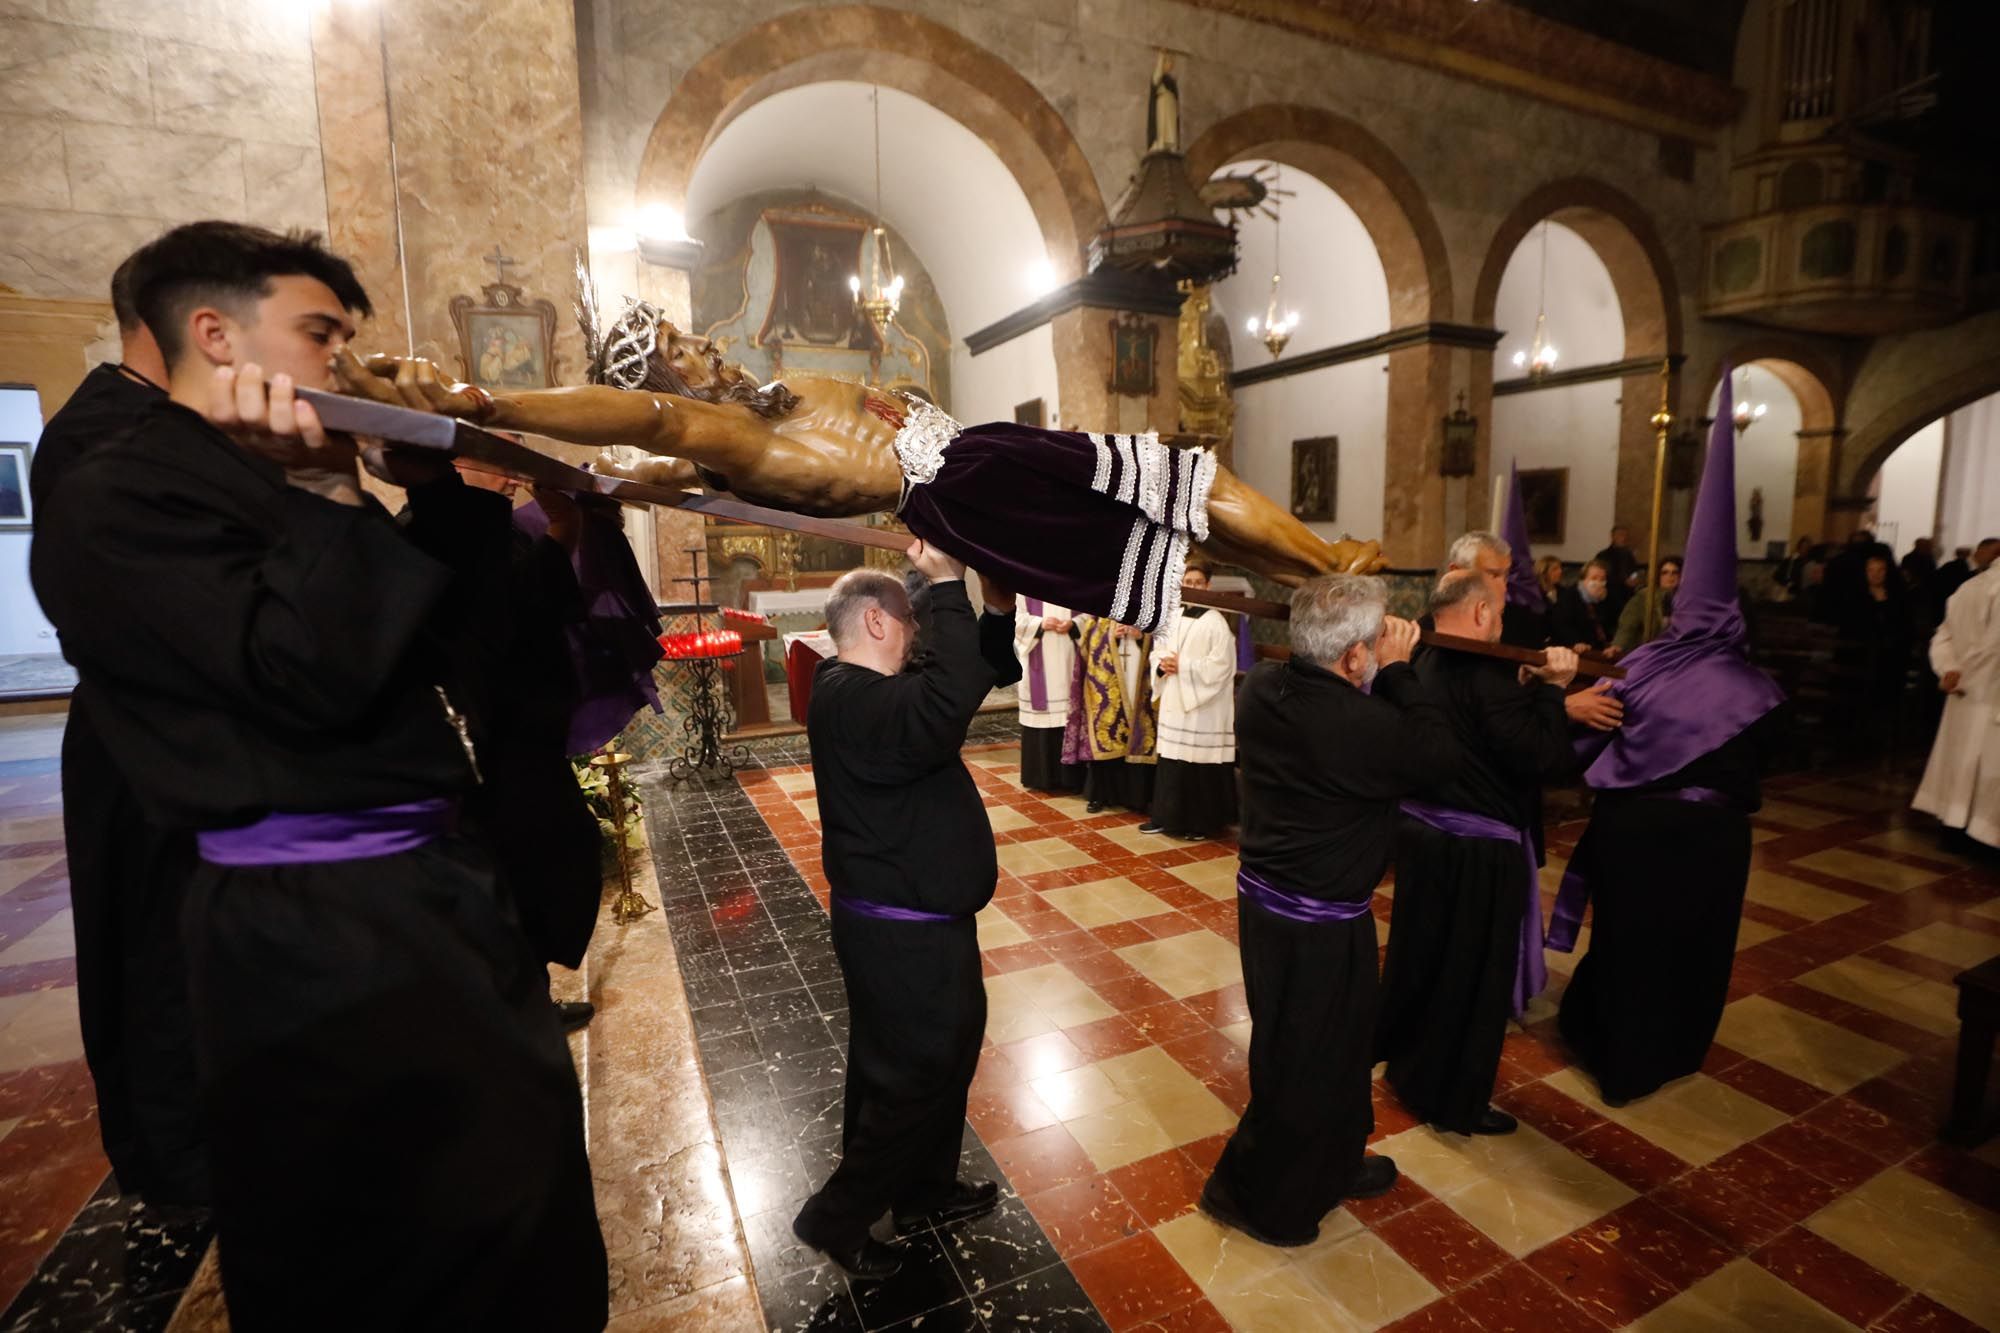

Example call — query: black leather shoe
[555,1001,595,1033]
[1137,821,1167,835]
[792,1220,904,1282]
[1344,1155,1399,1200]
[1470,1107,1518,1136]
[894,1179,999,1234]
[1197,1178,1318,1247]
[1085,801,1105,814]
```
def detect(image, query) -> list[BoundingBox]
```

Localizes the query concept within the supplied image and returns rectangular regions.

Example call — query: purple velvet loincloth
[891,400,1216,634]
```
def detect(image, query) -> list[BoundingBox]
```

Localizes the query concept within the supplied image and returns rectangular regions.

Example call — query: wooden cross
[483,246,519,286]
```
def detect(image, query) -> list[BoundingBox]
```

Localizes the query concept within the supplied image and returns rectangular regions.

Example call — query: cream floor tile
[1066,1097,1181,1171]
[1545,1068,1788,1166]
[1975,898,2000,923]
[986,806,1037,834]
[1794,783,1901,813]
[1220,1019,1253,1049]
[1861,828,1972,865]
[1293,1228,1440,1329]
[794,797,820,823]
[1116,931,1243,999]
[1144,1087,1237,1144]
[1537,854,1569,894]
[1745,869,1866,922]
[0,985,84,1075]
[967,755,1016,769]
[1097,822,1175,857]
[1375,915,1392,948]
[1097,1046,1210,1102]
[0,1116,19,1145]
[1735,917,1783,950]
[1798,956,1962,1037]
[772,771,817,794]
[1210,1264,1364,1333]
[1000,963,1118,1030]
[1449,1164,1635,1257]
[1887,921,2000,970]
[1793,848,1941,893]
[1033,837,1101,870]
[0,907,73,967]
[1031,1064,1127,1120]
[1155,1210,1293,1293]
[1374,1123,1579,1198]
[1543,927,1592,977]
[1042,794,1096,820]
[1715,995,1904,1093]
[976,903,1031,951]
[1756,800,1846,830]
[0,815,63,845]
[1807,1169,2000,1330]
[1629,1259,1861,1333]
[0,854,60,895]
[1750,827,1782,845]
[1168,856,1240,899]
[1042,877,1174,929]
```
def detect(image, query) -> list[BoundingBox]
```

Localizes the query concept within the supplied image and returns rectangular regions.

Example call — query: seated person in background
[1613,557,1681,654]
[1535,556,1564,607]
[1550,559,1617,658]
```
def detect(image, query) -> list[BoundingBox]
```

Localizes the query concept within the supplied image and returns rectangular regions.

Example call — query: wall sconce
[1440,391,1478,477]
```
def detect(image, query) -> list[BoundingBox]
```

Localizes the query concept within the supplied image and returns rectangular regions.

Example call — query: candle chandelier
[849,85,904,341]
[1244,166,1299,359]
[1732,367,1769,432]
[1512,221,1560,378]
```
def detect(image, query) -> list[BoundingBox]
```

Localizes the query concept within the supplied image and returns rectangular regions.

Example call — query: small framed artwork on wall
[1290,436,1337,522]
[1014,398,1046,428]
[0,442,31,530]
[1518,467,1569,546]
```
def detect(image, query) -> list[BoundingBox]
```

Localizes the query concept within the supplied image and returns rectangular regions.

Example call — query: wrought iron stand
[659,547,752,786]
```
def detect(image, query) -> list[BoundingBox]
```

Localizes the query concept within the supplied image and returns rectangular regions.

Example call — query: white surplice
[1914,567,2000,847]
[1150,608,1237,763]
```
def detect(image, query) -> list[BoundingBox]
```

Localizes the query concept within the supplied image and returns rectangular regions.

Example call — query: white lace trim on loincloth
[892,397,965,488]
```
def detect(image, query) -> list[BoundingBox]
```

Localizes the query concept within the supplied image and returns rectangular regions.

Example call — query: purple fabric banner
[1573,370,1785,790]
[196,798,457,867]
[1237,614,1256,672]
[1545,785,1741,952]
[1399,800,1545,1017]
[833,895,966,924]
[1024,597,1049,712]
[1236,864,1375,925]
[1502,462,1548,613]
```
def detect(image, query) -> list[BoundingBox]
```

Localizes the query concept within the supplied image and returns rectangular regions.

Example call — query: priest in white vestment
[1142,564,1239,839]
[1014,598,1084,793]
[1914,546,2000,848]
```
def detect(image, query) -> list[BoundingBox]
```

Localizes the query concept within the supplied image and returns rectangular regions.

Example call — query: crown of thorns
[600,298,668,390]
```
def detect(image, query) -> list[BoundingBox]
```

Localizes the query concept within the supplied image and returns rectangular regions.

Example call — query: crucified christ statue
[333,301,1385,632]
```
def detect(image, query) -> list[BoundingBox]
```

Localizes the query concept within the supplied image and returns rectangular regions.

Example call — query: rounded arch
[1697,339,1842,435]
[1186,105,1453,327]
[637,6,1106,282]
[1473,178,1681,356]
[1843,364,2000,495]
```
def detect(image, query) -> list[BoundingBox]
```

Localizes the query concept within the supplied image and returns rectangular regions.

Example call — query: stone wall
[0,1,326,301]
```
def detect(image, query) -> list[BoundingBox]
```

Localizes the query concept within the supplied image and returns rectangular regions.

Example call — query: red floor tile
[1067,1232,1210,1332]
[1710,1054,1831,1117]
[988,1123,1099,1197]
[1870,1291,1992,1332]
[1565,1121,1692,1194]
[1021,1174,1148,1259]
[1754,1120,1894,1193]
[1001,1031,1090,1080]
[1900,1144,2000,1216]
[1753,1227,1910,1328]
[1123,1296,1233,1333]
[1340,1168,1432,1227]
[1650,1168,1793,1252]
[1451,1259,1611,1333]
[1701,1143,1846,1224]
[1372,1199,1512,1292]
[1494,1080,1608,1145]
[1066,1014,1157,1062]
[1105,1147,1209,1228]
[1178,1134,1228,1175]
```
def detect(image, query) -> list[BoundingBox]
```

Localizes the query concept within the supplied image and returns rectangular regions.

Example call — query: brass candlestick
[591,747,655,922]
[1644,359,1673,641]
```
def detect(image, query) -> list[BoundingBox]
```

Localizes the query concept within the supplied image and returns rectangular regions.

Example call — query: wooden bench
[1946,955,2000,1147]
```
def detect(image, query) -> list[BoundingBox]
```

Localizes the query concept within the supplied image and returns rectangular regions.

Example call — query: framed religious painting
[1014,398,1045,428]
[1290,436,1337,522]
[1107,314,1158,397]
[450,267,559,391]
[0,441,30,530]
[1518,467,1569,546]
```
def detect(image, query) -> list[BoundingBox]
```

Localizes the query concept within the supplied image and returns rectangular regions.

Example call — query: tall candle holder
[657,546,752,786]
[590,746,655,922]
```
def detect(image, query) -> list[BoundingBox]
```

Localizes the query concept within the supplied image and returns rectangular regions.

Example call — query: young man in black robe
[1375,571,1577,1137]
[30,252,209,1206]
[792,545,1021,1281]
[30,222,605,1330]
[1200,575,1453,1247]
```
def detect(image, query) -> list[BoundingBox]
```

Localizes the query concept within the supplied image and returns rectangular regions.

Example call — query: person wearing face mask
[1198,575,1452,1248]
[791,542,1021,1282]
[1375,572,1578,1138]
[1550,559,1618,658]
[1613,556,1682,654]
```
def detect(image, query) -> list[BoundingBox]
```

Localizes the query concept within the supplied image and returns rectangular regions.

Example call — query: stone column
[1382,342,1457,569]
[1050,308,1179,435]
[1791,426,1842,545]
[1614,364,1678,557]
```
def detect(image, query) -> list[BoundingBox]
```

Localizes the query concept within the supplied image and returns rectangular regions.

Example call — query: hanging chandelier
[849,85,904,341]
[1512,220,1560,378]
[1732,367,1769,432]
[1244,166,1299,359]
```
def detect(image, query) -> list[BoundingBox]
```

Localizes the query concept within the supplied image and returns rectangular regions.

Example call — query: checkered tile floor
[740,747,2000,1332]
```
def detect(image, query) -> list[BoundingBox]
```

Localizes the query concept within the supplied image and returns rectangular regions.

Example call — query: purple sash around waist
[832,896,967,924]
[1399,800,1544,1018]
[1236,865,1375,925]
[196,798,457,867]
[1547,786,1740,953]
[1024,597,1049,712]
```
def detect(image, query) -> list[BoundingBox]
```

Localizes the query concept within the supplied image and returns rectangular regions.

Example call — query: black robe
[1375,647,1571,1133]
[1548,584,1614,655]
[30,400,606,1331]
[1559,712,1781,1102]
[1085,756,1155,812]
[1207,657,1453,1242]
[31,363,209,1204]
[793,583,1020,1250]
[1019,623,1084,793]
